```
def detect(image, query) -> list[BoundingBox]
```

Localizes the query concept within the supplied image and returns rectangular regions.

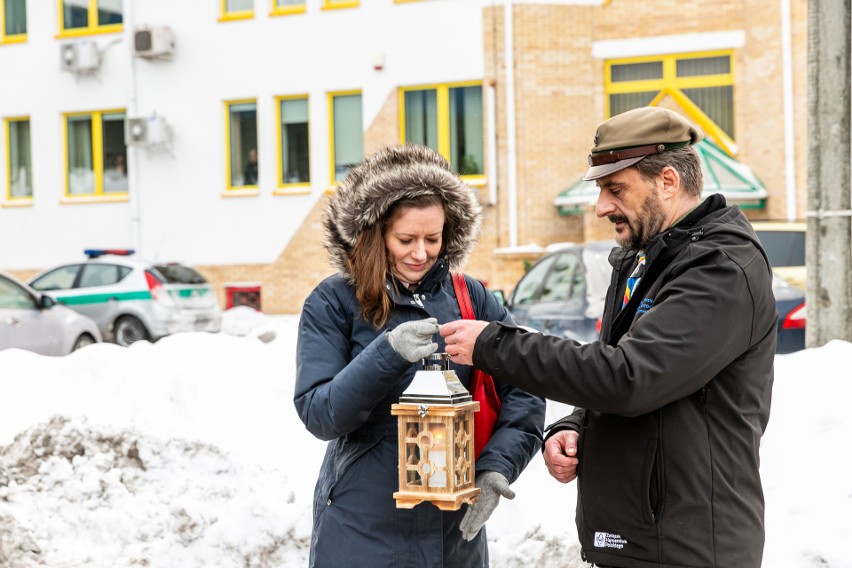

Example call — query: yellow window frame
[0,0,27,44]
[62,108,127,200]
[56,0,122,38]
[224,98,259,194]
[270,0,306,16]
[321,0,359,10]
[398,80,485,184]
[275,94,310,194]
[219,0,254,22]
[327,90,362,188]
[605,50,736,155]
[4,116,32,204]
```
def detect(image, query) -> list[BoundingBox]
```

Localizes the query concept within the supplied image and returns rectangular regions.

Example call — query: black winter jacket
[471,195,776,568]
[295,259,545,567]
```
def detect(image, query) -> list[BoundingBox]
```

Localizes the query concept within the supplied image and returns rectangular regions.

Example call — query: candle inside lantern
[428,424,447,488]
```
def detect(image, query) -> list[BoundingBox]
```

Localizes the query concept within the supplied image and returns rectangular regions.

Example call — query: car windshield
[152,264,207,285]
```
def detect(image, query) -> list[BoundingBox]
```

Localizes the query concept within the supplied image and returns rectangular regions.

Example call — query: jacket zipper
[651,409,664,524]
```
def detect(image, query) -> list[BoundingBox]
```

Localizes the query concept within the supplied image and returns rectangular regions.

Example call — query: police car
[29,250,222,347]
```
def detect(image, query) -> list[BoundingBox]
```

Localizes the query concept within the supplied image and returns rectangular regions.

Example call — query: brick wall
[198,0,810,314]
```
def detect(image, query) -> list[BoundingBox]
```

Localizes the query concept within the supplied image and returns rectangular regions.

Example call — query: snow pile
[0,310,850,568]
[0,415,308,567]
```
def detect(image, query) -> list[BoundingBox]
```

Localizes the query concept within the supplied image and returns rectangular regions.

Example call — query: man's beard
[610,188,666,251]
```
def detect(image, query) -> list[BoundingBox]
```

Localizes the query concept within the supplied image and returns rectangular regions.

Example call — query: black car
[505,241,615,342]
[505,240,805,352]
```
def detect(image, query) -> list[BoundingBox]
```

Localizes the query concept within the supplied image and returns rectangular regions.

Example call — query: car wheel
[114,316,149,347]
[72,333,96,352]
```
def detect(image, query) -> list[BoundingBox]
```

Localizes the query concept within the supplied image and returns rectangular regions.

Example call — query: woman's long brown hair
[348,195,448,329]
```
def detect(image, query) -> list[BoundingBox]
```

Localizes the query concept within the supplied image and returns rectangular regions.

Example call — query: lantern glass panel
[427,424,447,488]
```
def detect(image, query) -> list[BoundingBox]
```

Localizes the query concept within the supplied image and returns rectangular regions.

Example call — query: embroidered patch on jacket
[636,297,654,315]
[594,531,628,549]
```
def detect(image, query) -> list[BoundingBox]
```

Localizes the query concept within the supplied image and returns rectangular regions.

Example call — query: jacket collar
[386,258,450,303]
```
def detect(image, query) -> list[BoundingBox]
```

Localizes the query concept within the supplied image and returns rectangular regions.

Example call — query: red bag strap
[451,273,476,321]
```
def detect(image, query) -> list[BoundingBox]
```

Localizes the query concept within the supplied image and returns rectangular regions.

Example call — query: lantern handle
[422,352,451,371]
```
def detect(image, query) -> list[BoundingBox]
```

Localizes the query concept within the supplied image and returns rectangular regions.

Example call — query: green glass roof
[555,139,768,215]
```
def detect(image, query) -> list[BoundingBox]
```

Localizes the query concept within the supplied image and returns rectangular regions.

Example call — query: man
[440,106,776,567]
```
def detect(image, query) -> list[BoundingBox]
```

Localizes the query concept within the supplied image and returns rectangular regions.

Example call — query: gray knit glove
[460,471,515,541]
[386,318,440,363]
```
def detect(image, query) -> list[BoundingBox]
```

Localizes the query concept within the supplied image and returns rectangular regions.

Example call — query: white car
[29,250,222,347]
[1,271,102,356]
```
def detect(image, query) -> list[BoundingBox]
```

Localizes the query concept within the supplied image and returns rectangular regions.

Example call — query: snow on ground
[0,308,850,567]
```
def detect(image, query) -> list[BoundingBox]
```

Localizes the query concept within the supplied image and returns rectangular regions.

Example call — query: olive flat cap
[583,107,704,180]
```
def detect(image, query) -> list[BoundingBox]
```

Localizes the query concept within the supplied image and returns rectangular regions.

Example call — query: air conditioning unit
[134,26,174,59]
[125,115,171,147]
[60,40,100,74]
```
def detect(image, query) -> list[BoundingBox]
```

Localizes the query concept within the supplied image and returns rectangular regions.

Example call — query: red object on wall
[225,282,262,311]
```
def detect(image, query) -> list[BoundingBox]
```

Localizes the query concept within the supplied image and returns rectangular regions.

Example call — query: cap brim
[582,156,645,181]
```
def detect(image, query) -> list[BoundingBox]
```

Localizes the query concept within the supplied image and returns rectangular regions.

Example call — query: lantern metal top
[423,353,451,371]
[398,353,472,405]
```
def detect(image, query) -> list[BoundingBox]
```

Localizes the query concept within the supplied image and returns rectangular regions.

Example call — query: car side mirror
[40,294,56,309]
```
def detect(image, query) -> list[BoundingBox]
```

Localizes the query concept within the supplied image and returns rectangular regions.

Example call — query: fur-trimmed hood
[322,144,483,276]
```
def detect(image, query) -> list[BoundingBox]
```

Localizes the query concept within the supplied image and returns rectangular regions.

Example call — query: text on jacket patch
[637,297,654,315]
[594,532,628,549]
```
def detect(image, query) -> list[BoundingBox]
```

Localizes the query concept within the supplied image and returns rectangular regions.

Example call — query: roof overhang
[555,138,768,215]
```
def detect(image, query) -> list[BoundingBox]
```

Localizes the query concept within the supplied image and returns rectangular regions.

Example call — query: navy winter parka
[295,259,545,567]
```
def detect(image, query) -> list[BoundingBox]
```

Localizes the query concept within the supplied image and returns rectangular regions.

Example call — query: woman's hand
[386,318,440,362]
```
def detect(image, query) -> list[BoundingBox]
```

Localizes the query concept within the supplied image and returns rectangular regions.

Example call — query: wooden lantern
[391,353,480,511]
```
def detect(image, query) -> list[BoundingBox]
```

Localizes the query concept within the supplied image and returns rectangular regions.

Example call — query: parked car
[504,240,805,353]
[1,271,102,356]
[751,220,806,353]
[29,250,222,347]
[504,240,615,342]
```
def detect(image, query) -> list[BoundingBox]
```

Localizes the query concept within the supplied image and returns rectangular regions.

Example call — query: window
[59,0,122,36]
[64,110,128,198]
[270,0,305,15]
[276,95,310,189]
[225,100,258,190]
[1,0,26,43]
[30,265,82,291]
[0,275,37,309]
[510,255,556,305]
[5,117,32,200]
[221,0,254,20]
[400,82,484,178]
[605,51,735,152]
[78,264,130,288]
[322,0,358,9]
[328,91,363,183]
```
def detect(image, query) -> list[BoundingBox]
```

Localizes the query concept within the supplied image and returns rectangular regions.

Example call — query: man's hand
[386,318,440,363]
[543,430,580,483]
[438,320,489,365]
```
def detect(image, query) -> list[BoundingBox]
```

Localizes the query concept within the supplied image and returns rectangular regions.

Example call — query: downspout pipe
[781,0,797,221]
[504,0,518,247]
[125,0,142,253]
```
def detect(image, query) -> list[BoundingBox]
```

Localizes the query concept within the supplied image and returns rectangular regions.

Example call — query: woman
[294,144,544,567]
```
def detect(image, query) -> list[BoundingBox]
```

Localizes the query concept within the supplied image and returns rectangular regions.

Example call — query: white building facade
[1,0,489,271]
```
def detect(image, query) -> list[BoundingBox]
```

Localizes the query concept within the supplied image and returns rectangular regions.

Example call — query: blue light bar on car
[84,249,136,258]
